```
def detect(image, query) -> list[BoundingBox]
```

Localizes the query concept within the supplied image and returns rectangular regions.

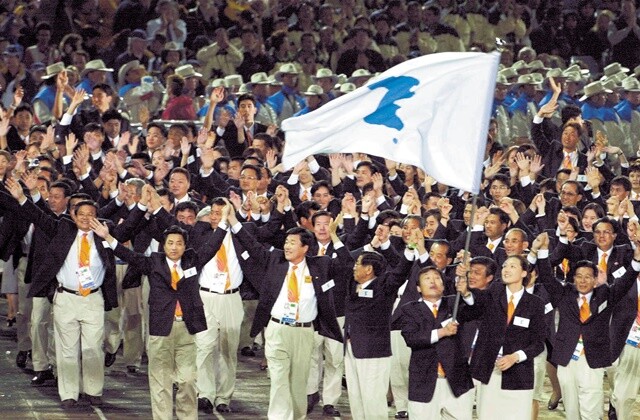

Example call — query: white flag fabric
[281,52,501,194]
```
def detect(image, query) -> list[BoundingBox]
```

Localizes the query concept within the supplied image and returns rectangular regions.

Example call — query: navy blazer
[610,280,640,362]
[233,224,352,341]
[15,198,128,311]
[344,251,414,359]
[112,226,225,336]
[396,296,475,403]
[539,256,639,368]
[469,281,546,390]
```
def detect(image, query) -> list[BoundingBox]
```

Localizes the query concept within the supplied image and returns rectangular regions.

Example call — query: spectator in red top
[162,74,196,121]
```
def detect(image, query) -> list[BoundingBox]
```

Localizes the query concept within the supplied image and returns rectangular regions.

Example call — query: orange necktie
[78,233,91,297]
[599,253,608,274]
[563,154,572,169]
[288,265,299,319]
[171,263,183,317]
[432,304,446,377]
[488,243,495,251]
[580,296,590,323]
[318,246,326,256]
[301,190,309,202]
[507,295,515,325]
[216,243,231,290]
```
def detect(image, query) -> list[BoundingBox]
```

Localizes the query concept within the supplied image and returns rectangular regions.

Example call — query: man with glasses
[553,216,633,286]
[535,227,640,420]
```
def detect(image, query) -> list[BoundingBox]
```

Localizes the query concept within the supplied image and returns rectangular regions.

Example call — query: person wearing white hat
[293,85,328,117]
[246,72,278,126]
[509,74,540,140]
[579,81,625,155]
[32,62,68,124]
[614,77,640,150]
[492,74,512,145]
[118,60,147,96]
[266,63,305,125]
[76,59,114,93]
[312,68,338,100]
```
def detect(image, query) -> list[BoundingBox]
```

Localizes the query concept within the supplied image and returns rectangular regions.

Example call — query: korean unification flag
[281,52,501,194]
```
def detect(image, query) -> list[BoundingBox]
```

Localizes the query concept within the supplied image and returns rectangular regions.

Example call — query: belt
[174,316,183,322]
[57,286,99,296]
[200,286,240,295]
[271,316,312,328]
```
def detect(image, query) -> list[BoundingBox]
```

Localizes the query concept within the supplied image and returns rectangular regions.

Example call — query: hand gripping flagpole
[451,181,481,322]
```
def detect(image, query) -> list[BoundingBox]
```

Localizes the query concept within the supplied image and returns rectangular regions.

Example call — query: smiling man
[536,233,640,420]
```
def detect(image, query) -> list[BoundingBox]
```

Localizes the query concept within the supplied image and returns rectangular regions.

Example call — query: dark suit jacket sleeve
[16,199,60,239]
[112,243,153,274]
[399,304,434,349]
[110,205,147,242]
[608,262,640,305]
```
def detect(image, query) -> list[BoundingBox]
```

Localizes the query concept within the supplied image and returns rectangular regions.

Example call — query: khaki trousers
[148,320,197,420]
[121,285,144,366]
[16,257,31,352]
[612,344,640,420]
[265,319,315,420]
[54,290,105,401]
[104,264,126,354]
[239,299,259,349]
[31,296,55,371]
[195,290,243,406]
[389,329,411,412]
[345,342,391,420]
[306,316,344,406]
[557,355,604,420]
[408,379,473,420]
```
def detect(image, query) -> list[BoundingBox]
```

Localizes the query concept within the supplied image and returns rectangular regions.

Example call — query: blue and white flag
[281,52,501,194]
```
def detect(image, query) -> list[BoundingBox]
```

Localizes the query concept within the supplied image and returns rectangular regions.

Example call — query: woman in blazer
[460,254,546,419]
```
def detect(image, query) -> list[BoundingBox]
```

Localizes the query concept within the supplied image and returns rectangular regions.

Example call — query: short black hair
[311,180,333,196]
[295,200,321,221]
[311,210,332,226]
[611,176,632,192]
[286,227,314,248]
[72,199,98,215]
[92,83,114,97]
[569,260,597,280]
[84,122,104,136]
[416,266,444,285]
[592,217,619,235]
[359,251,386,277]
[237,93,256,107]
[470,256,498,278]
[14,103,34,116]
[240,163,262,180]
[175,201,198,215]
[102,109,123,123]
[148,121,168,137]
[162,225,189,245]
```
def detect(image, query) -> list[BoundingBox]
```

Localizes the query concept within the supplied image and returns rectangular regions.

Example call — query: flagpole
[452,192,479,323]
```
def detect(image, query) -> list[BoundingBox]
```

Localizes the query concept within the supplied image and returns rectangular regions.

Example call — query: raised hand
[12,85,24,107]
[209,86,225,104]
[90,219,111,239]
[5,177,25,201]
[233,112,245,130]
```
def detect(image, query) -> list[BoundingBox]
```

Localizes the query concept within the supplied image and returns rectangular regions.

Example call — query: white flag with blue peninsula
[281,51,501,194]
